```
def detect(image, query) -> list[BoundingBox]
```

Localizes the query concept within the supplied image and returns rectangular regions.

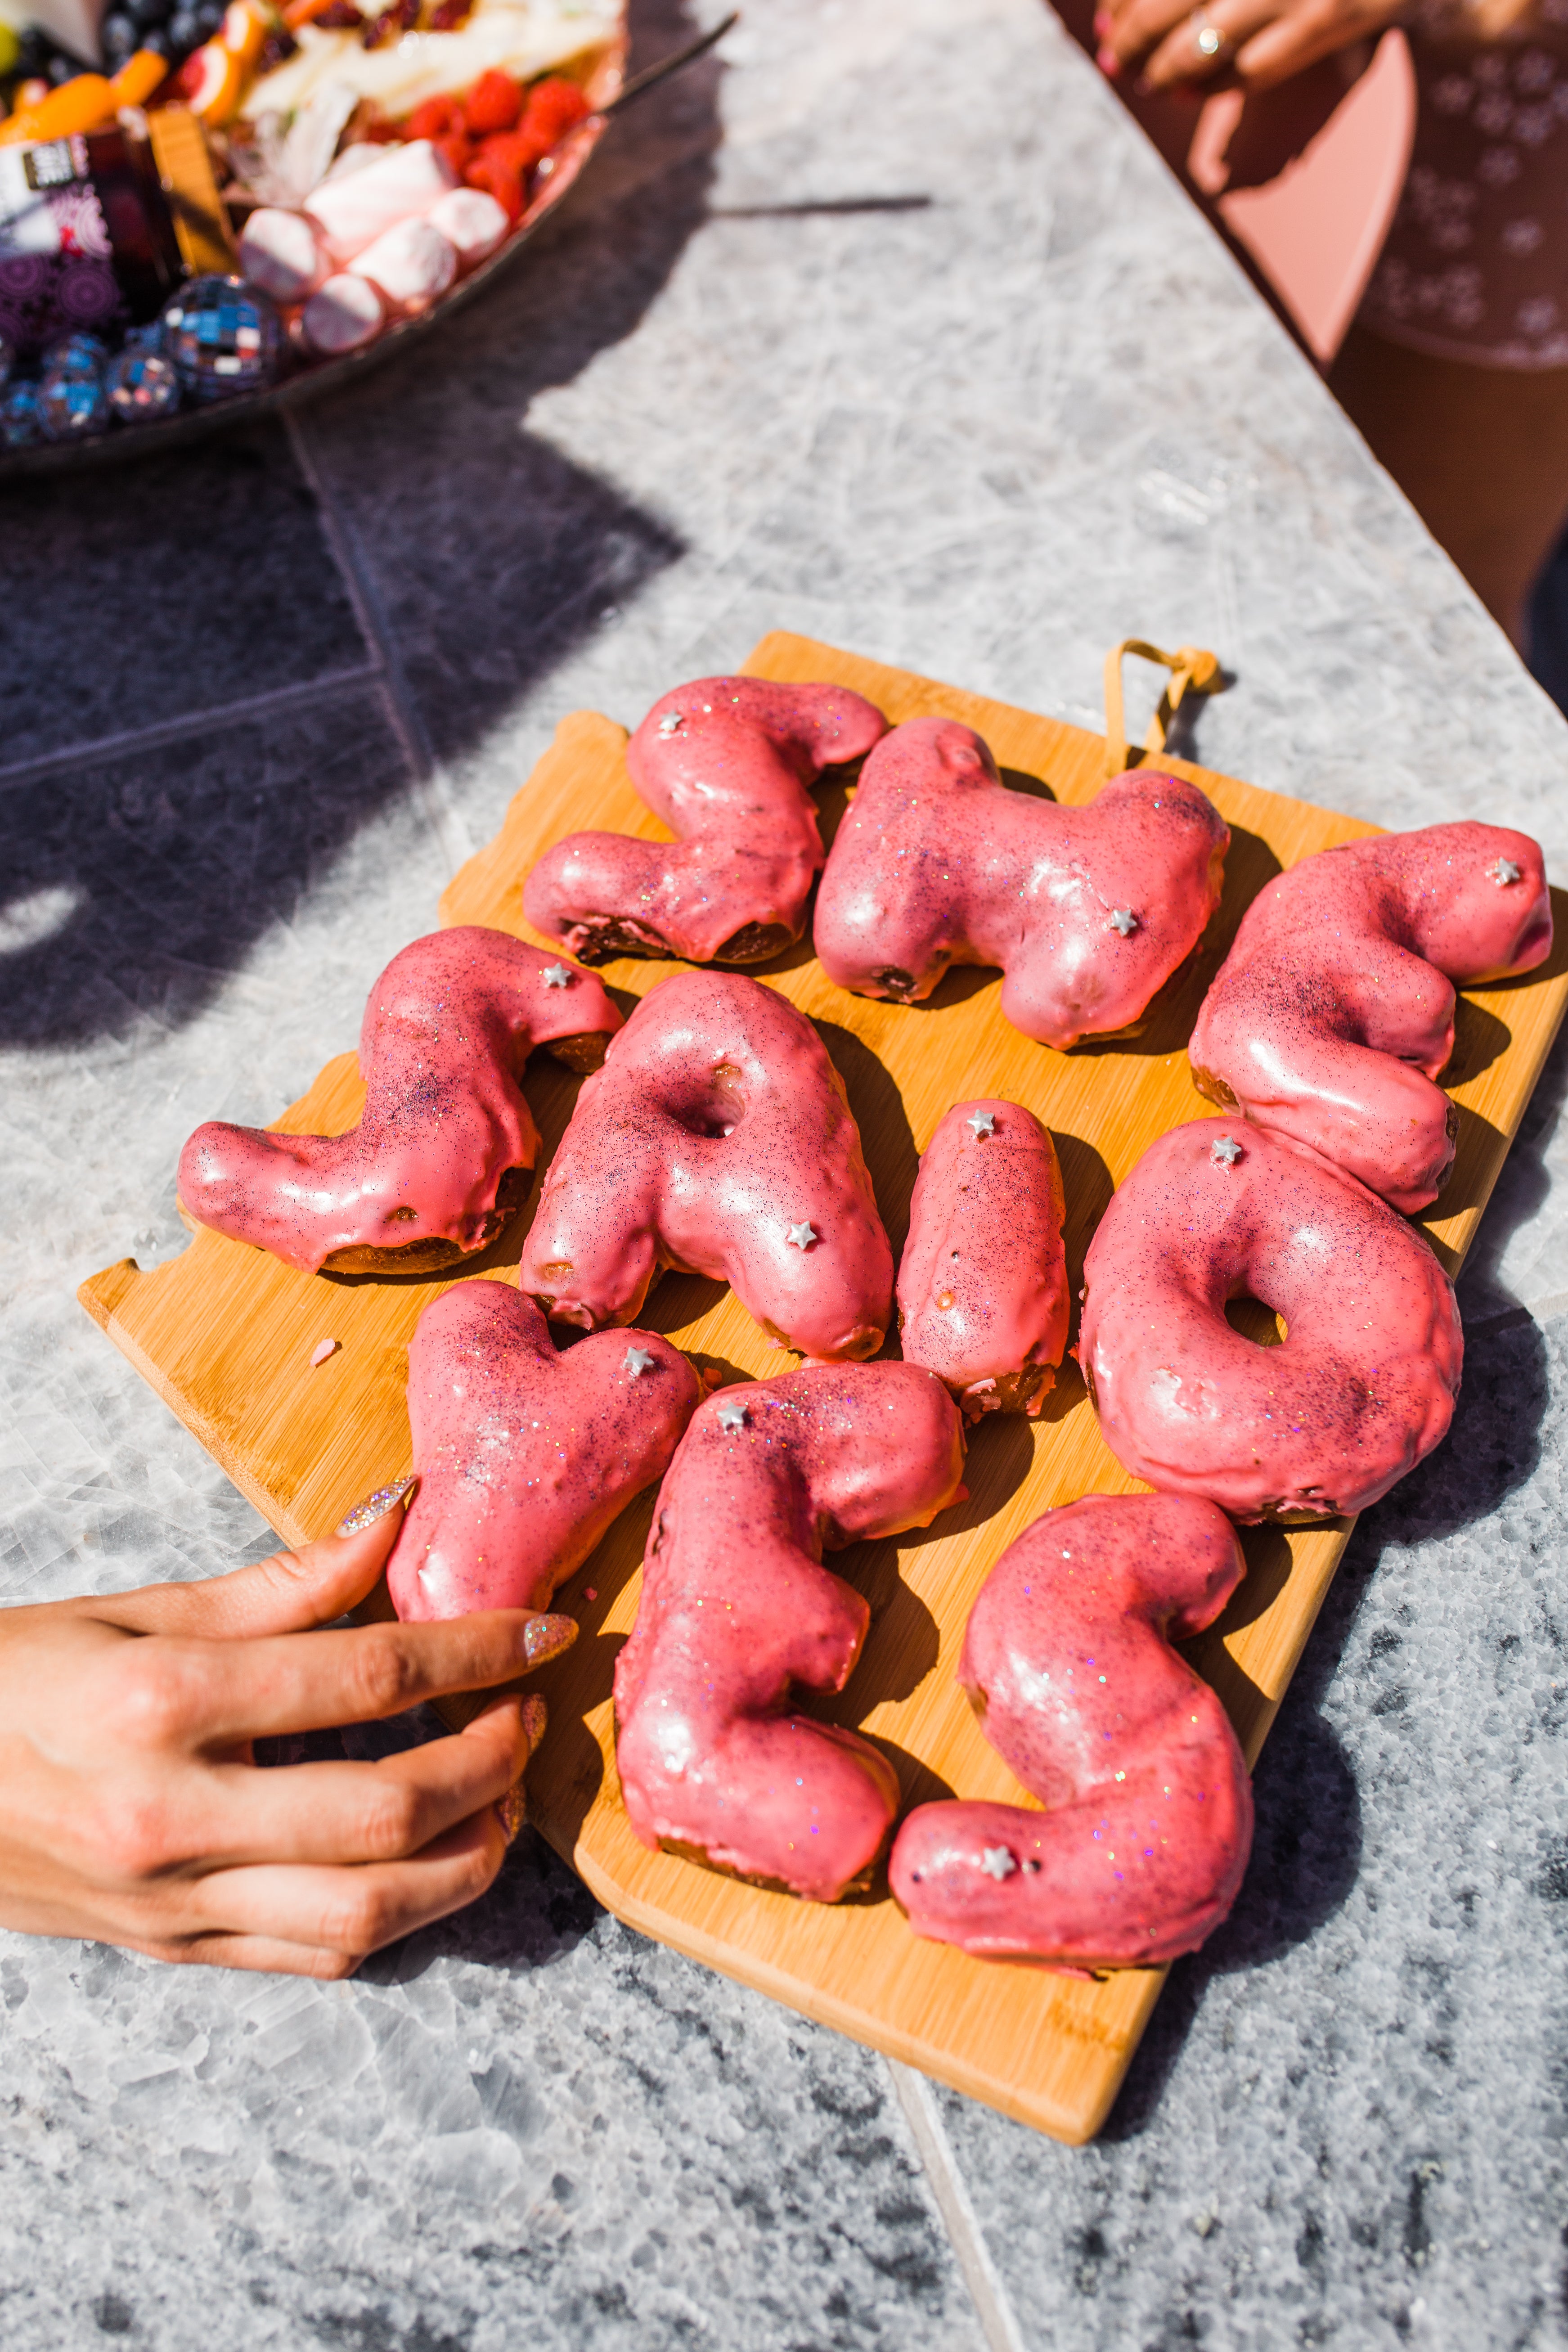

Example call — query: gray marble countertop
[4,0,1568,2343]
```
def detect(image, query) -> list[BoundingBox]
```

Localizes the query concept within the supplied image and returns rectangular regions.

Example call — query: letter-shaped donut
[520,971,894,1360]
[387,1280,700,1621]
[898,1098,1069,1418]
[1189,820,1552,1212]
[523,677,888,966]
[813,717,1230,1047]
[890,1494,1252,1965]
[179,928,621,1276]
[614,1362,967,1900]
[1079,1118,1462,1520]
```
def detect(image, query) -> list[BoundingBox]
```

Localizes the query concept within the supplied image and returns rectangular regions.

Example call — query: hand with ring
[1094,0,1404,95]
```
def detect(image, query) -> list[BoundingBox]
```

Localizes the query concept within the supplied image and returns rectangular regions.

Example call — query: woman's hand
[0,1481,576,1978]
[1095,0,1403,95]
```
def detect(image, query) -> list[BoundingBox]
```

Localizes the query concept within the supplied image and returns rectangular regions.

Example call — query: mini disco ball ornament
[106,346,181,421]
[38,359,110,441]
[45,329,111,375]
[0,378,41,449]
[162,275,281,402]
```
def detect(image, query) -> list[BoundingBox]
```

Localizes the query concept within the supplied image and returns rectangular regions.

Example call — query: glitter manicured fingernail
[521,1694,548,1752]
[495,1777,527,1845]
[522,1612,578,1666]
[335,1473,417,1538]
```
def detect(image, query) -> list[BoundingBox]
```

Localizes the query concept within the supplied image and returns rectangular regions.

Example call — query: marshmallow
[303,138,456,265]
[348,215,457,313]
[427,187,508,269]
[238,207,328,306]
[301,271,384,355]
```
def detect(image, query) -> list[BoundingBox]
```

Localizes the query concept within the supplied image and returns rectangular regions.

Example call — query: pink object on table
[523,676,887,967]
[1079,1118,1463,1522]
[428,187,509,268]
[890,1493,1252,1968]
[303,138,457,265]
[897,1097,1068,1418]
[520,969,894,1361]
[614,1361,966,1901]
[813,716,1229,1048]
[349,216,458,313]
[1189,820,1551,1210]
[301,273,383,356]
[387,1282,699,1621]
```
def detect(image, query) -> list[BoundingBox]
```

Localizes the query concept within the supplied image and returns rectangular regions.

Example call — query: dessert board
[78,631,1568,2142]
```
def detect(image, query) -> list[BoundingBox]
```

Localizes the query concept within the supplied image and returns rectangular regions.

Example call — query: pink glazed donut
[520,971,894,1360]
[178,928,620,1275]
[890,1493,1252,1967]
[614,1362,967,1901]
[1189,820,1551,1211]
[897,1098,1069,1418]
[387,1279,699,1622]
[813,717,1229,1047]
[1078,1118,1462,1520]
[523,676,887,966]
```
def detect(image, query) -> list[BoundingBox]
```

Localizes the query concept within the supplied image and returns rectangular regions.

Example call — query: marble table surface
[4,0,1568,2343]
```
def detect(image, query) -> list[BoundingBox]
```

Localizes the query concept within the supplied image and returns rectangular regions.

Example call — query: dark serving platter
[0,13,730,482]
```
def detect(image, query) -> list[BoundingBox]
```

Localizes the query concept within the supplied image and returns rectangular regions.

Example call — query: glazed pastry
[897,1098,1068,1418]
[179,927,620,1276]
[348,216,458,312]
[614,1362,967,1900]
[520,970,894,1360]
[387,1279,699,1621]
[1189,820,1552,1211]
[890,1493,1252,1967]
[813,717,1229,1048]
[522,676,887,966]
[1078,1118,1462,1520]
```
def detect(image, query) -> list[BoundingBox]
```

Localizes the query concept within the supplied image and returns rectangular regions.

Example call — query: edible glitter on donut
[1078,1118,1463,1521]
[178,928,622,1275]
[614,1361,966,1901]
[386,1282,698,1622]
[523,676,887,967]
[890,1493,1252,1967]
[812,716,1229,1048]
[519,970,894,1361]
[1189,819,1551,1210]
[897,1098,1069,1419]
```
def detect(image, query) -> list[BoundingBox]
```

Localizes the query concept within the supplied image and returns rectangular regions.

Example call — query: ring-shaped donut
[1079,1118,1462,1520]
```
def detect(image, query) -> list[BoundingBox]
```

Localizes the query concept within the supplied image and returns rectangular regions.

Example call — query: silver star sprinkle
[1109,908,1138,936]
[966,1109,996,1138]
[980,1846,1018,1881]
[787,1220,817,1250]
[657,711,685,738]
[717,1398,749,1432]
[542,962,573,988]
[1211,1135,1243,1166]
[623,1346,655,1377]
[1489,857,1522,886]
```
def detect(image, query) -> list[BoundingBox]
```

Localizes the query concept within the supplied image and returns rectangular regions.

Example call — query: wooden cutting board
[79,632,1568,2142]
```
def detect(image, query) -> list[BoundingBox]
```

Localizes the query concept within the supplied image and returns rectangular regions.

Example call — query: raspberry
[464,67,520,133]
[464,146,525,220]
[408,93,464,140]
[521,75,587,144]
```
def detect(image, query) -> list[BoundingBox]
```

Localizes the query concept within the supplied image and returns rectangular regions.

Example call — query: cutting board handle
[1103,639,1222,776]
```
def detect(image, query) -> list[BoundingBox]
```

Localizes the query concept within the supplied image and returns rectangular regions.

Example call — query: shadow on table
[0,0,718,1053]
[1101,1304,1551,2140]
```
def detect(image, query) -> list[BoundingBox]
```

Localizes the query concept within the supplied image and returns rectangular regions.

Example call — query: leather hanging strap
[1103,639,1222,777]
